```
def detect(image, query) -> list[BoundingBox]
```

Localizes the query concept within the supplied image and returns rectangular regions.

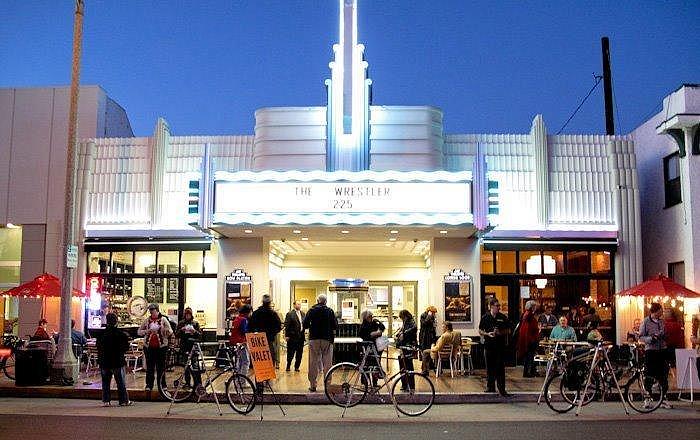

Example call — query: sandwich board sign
[246,332,276,382]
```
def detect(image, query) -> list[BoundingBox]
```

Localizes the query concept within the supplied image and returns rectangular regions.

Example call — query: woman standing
[419,306,438,351]
[359,310,385,386]
[137,303,173,392]
[639,302,672,409]
[395,310,418,391]
[516,300,540,378]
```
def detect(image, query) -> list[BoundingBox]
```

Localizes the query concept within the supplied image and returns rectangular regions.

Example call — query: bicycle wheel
[225,372,257,415]
[159,362,194,402]
[390,372,435,417]
[3,353,15,380]
[625,373,662,413]
[544,372,576,413]
[324,362,368,408]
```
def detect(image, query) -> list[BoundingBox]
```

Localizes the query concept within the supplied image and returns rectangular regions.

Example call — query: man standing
[303,294,337,392]
[479,298,513,397]
[137,303,173,392]
[248,294,283,366]
[639,302,672,409]
[284,301,306,372]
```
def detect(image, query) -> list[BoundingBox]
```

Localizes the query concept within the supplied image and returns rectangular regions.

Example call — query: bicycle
[161,341,257,415]
[544,342,662,414]
[0,335,24,380]
[324,341,435,417]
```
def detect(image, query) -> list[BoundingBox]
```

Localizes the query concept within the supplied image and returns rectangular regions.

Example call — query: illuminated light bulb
[671,300,676,308]
[679,306,684,312]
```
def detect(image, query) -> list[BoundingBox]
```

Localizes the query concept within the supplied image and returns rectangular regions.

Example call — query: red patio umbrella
[1,273,85,298]
[616,273,700,298]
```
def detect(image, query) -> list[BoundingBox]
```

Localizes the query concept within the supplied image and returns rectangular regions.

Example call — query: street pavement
[0,397,698,439]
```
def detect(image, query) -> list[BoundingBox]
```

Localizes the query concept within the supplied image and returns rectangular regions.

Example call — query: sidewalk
[0,365,549,403]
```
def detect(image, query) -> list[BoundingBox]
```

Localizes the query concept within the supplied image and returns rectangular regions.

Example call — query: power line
[556,74,603,135]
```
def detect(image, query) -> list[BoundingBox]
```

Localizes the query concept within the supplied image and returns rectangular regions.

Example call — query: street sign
[66,245,78,269]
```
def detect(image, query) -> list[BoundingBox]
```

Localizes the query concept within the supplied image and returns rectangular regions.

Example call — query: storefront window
[495,251,516,273]
[543,251,564,273]
[181,251,204,273]
[591,251,611,273]
[135,251,156,273]
[0,227,22,289]
[157,251,179,273]
[111,251,133,274]
[566,251,590,273]
[204,248,217,273]
[481,249,494,274]
[519,251,541,274]
[88,252,111,273]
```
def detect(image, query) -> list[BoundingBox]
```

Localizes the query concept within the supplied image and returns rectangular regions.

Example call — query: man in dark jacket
[248,294,283,367]
[302,294,337,392]
[97,313,132,406]
[284,301,306,372]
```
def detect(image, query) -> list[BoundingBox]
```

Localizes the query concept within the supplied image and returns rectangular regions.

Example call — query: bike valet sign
[246,332,276,382]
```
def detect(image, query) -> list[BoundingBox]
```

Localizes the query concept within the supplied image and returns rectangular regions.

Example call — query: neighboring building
[0,85,133,337]
[631,84,700,343]
[73,1,641,345]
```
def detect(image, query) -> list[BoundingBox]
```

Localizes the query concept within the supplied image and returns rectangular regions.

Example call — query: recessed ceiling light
[384,243,391,246]
[313,243,320,246]
[292,230,301,234]
[389,238,397,241]
[340,230,349,234]
[390,230,398,234]
[244,229,253,234]
[301,237,309,241]
[439,230,448,234]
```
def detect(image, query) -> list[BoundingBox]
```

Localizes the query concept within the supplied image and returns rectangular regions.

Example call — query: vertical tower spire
[326,0,372,171]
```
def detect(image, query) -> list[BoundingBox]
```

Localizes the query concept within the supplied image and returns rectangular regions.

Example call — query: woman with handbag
[359,310,386,387]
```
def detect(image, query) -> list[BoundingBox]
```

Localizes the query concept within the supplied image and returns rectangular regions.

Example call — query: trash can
[14,348,50,386]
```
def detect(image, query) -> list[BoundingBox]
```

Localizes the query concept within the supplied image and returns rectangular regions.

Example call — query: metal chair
[435,343,457,378]
[124,339,144,382]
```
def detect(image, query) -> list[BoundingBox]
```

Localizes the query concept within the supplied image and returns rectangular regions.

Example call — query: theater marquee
[211,170,473,225]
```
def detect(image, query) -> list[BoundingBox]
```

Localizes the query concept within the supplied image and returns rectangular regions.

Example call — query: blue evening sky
[1,1,698,137]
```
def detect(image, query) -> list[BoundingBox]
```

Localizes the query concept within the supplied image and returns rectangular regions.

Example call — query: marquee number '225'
[332,199,353,209]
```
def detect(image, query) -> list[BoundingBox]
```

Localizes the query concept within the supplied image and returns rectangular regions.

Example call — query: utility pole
[52,0,84,383]
[601,36,615,135]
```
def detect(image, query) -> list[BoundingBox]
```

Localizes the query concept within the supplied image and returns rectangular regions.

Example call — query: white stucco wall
[632,85,700,290]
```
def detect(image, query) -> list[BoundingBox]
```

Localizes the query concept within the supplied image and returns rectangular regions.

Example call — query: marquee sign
[212,170,473,226]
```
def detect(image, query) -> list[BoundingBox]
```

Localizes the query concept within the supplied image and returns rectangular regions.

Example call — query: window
[664,152,681,207]
[668,261,685,285]
[495,251,517,273]
[591,251,612,274]
[481,249,494,274]
[566,251,590,273]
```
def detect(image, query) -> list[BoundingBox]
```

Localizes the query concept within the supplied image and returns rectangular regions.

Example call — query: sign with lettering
[444,269,472,324]
[226,269,252,283]
[246,332,276,382]
[211,171,473,225]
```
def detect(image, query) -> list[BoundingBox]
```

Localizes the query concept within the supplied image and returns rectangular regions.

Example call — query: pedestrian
[395,310,417,391]
[248,294,283,368]
[639,302,672,409]
[175,307,202,388]
[229,303,252,376]
[302,293,337,392]
[419,306,438,351]
[517,300,540,378]
[137,303,173,392]
[663,308,684,370]
[479,298,513,397]
[359,310,386,386]
[284,300,306,372]
[97,313,132,406]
